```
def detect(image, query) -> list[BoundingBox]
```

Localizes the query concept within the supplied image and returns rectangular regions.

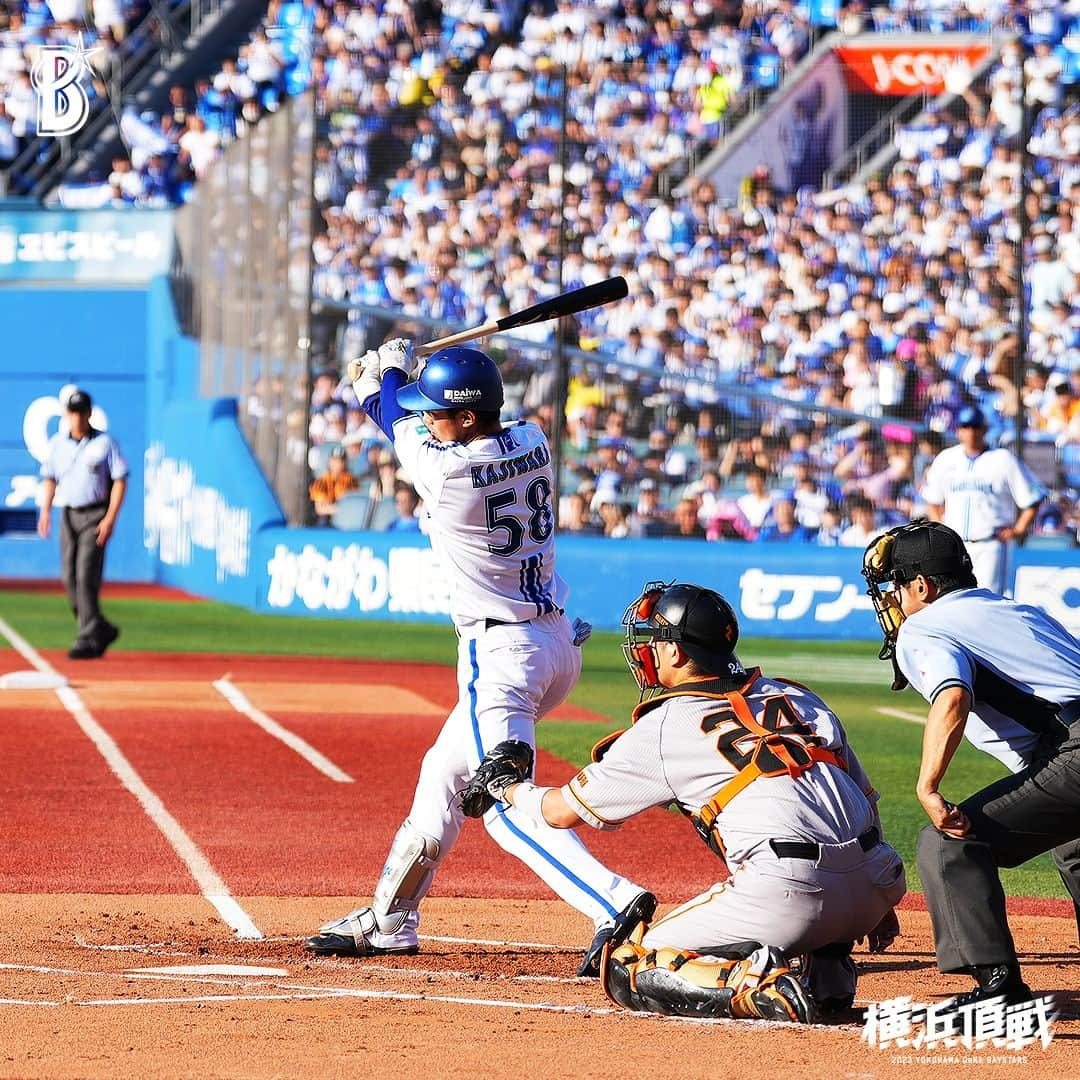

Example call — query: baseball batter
[461,582,906,1022]
[862,519,1080,1008]
[305,340,651,972]
[921,405,1043,594]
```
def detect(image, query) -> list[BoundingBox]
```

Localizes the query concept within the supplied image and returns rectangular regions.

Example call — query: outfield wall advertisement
[135,397,1080,640]
[249,528,1080,639]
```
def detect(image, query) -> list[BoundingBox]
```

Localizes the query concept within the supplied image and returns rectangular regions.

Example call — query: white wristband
[507,782,549,826]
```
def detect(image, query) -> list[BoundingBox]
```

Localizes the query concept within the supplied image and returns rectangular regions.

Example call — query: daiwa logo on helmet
[445,387,482,403]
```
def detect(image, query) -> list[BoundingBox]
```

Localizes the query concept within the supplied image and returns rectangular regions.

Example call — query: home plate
[129,965,288,977]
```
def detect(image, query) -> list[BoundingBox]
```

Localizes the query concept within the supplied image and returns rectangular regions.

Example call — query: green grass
[0,588,1063,898]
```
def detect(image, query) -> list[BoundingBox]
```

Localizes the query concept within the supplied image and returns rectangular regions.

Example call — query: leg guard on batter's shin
[372,820,442,935]
[602,939,815,1023]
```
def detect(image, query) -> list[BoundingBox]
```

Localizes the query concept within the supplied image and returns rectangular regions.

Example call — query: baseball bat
[414,276,629,358]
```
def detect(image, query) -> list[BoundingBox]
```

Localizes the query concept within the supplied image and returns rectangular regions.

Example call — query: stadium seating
[330,492,372,531]
[5,1,1075,543]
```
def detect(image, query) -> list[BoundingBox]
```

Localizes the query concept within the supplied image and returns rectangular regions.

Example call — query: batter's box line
[74,937,190,957]
[74,938,586,985]
[0,962,857,1031]
[75,932,582,953]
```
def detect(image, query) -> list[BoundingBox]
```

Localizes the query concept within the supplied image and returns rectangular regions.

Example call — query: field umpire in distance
[862,518,1080,1008]
[37,389,128,659]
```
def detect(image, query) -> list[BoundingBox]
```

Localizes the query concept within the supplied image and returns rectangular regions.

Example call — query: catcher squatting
[463,581,907,1023]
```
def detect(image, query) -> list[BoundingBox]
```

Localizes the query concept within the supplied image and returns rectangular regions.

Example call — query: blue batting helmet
[396,347,504,413]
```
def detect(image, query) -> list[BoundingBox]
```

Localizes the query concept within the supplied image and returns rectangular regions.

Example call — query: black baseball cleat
[938,965,1033,1013]
[578,891,657,978]
[751,972,818,1024]
[68,625,120,660]
[304,907,419,958]
[304,931,419,958]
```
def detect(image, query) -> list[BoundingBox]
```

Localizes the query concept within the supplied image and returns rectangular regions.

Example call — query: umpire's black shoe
[578,891,657,978]
[68,641,103,659]
[940,965,1033,1013]
[99,623,120,654]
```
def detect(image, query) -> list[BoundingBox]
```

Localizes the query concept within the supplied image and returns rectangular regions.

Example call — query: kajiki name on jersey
[470,443,550,488]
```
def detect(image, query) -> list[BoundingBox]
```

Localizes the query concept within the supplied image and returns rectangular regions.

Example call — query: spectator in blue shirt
[384,484,422,533]
[757,496,816,542]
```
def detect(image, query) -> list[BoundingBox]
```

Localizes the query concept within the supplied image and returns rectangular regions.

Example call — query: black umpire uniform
[865,520,1080,1005]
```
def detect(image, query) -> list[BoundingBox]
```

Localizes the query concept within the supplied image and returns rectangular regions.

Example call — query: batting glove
[572,617,593,647]
[347,350,382,403]
[377,338,416,377]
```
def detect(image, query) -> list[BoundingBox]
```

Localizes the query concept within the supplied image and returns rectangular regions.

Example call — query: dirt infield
[1,646,1077,1078]
[2,896,1077,1080]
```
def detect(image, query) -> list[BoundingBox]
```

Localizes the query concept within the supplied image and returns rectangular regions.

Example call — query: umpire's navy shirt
[41,428,129,508]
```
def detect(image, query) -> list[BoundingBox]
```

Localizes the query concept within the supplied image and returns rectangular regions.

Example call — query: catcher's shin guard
[602,940,815,1023]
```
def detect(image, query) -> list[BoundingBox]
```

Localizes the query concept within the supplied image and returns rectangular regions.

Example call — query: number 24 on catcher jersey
[565,674,877,865]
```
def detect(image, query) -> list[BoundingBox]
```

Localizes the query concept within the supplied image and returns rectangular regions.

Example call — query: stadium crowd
[3,1,1078,540]
[290,0,1079,540]
[0,0,153,169]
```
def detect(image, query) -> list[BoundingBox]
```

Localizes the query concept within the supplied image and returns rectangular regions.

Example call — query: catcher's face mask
[621,580,677,697]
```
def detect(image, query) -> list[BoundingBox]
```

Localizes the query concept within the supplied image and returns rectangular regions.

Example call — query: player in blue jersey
[862,519,1080,1009]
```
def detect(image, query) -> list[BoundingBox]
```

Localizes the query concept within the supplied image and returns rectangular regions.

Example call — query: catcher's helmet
[622,581,745,694]
[396,346,504,413]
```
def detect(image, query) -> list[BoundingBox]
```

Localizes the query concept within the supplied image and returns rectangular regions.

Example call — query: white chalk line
[876,707,927,725]
[0,618,262,942]
[75,931,582,954]
[74,938,189,957]
[420,933,572,950]
[73,940,582,985]
[304,963,581,986]
[0,962,847,1028]
[211,677,353,783]
[0,614,58,675]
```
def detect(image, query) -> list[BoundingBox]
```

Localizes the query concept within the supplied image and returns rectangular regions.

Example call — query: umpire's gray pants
[60,504,111,646]
[917,719,1080,973]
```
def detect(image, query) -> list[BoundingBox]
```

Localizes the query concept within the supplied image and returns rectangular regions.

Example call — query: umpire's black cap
[66,389,93,413]
[887,520,973,584]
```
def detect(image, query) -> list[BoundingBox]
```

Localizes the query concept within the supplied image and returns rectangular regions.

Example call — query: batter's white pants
[402,610,644,928]
[641,836,906,955]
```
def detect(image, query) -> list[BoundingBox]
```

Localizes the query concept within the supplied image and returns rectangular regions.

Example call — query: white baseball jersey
[896,587,1080,773]
[391,417,568,627]
[563,672,878,867]
[921,444,1043,543]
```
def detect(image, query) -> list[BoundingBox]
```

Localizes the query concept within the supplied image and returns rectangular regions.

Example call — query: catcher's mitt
[457,740,534,819]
